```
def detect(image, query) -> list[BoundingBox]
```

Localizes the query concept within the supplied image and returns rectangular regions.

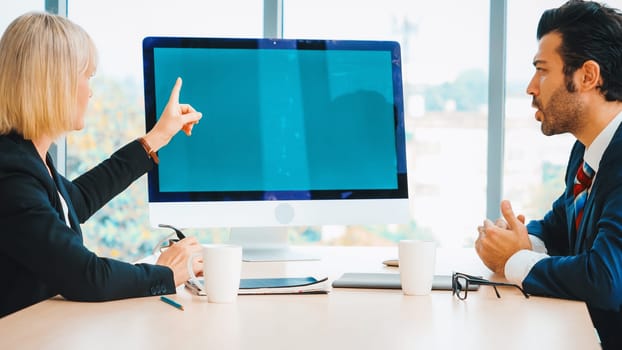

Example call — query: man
[475,1,622,348]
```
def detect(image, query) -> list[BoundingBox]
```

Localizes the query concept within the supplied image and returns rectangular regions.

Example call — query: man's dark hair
[537,0,622,101]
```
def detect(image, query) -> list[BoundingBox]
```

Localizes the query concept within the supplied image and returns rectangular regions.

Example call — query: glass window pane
[67,1,262,260]
[1,1,44,31]
[285,0,490,248]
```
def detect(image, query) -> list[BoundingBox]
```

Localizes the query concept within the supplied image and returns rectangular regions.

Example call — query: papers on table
[185,276,330,296]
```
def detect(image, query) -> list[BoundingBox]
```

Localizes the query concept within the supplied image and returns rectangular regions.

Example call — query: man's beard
[533,84,583,136]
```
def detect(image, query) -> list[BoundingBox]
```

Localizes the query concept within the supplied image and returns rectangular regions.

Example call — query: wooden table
[0,246,600,349]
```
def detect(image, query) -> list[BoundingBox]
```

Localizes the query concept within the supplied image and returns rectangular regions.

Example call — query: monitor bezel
[142,36,408,205]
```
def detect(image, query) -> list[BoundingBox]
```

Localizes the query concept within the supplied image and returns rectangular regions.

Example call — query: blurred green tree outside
[67,77,158,261]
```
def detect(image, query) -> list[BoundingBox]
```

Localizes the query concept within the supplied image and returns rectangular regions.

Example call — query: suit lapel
[575,180,597,253]
[565,194,578,253]
[573,121,622,253]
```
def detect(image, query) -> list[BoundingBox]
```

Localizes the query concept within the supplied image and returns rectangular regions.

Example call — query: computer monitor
[142,37,409,261]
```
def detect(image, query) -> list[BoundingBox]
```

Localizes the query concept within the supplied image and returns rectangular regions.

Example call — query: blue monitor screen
[143,37,407,202]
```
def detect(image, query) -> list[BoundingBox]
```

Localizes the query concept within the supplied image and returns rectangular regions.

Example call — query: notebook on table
[331,272,479,291]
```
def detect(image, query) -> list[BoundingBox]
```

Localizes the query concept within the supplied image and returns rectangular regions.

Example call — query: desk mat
[332,273,479,291]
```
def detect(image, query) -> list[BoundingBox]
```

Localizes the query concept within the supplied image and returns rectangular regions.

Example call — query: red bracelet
[137,137,160,164]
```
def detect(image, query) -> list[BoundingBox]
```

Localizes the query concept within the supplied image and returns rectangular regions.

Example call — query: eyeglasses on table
[452,272,529,300]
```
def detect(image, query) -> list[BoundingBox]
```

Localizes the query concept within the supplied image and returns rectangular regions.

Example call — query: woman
[0,12,204,317]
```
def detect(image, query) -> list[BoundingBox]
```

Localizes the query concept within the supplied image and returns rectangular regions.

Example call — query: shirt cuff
[529,235,548,254]
[504,249,548,285]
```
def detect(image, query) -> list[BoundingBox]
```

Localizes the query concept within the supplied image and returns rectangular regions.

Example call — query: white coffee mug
[187,244,242,303]
[398,240,437,296]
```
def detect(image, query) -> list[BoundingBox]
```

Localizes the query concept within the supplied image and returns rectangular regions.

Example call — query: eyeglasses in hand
[452,272,529,300]
[152,224,187,254]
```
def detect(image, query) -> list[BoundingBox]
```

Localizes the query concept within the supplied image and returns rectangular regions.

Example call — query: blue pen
[160,296,184,311]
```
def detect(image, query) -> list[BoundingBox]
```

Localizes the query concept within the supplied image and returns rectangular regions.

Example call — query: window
[1,2,44,35]
[60,0,612,261]
[285,0,490,248]
[67,1,262,260]
[67,0,491,259]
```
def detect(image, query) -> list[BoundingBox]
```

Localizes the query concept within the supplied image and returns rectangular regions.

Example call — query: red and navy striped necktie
[573,160,595,230]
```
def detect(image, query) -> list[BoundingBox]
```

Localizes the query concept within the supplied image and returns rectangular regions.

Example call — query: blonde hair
[0,12,98,140]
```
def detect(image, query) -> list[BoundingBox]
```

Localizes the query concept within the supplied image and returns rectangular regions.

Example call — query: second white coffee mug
[398,240,437,296]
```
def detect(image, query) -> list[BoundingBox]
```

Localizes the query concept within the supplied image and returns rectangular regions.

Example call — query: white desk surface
[0,246,600,350]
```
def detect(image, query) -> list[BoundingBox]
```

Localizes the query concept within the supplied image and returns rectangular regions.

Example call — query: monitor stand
[227,227,320,262]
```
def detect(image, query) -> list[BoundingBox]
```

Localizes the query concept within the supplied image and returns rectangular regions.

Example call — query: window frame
[45,0,67,175]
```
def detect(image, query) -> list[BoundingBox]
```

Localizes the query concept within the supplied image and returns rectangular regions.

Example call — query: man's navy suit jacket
[526,125,622,346]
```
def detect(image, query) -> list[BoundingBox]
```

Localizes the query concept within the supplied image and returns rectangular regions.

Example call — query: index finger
[168,77,182,105]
